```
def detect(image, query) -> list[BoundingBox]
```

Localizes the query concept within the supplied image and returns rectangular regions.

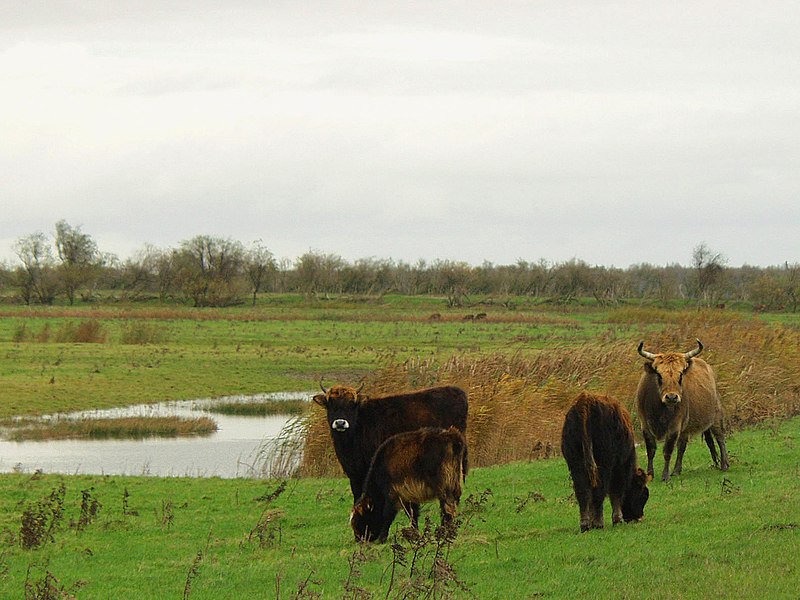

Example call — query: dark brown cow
[636,339,729,482]
[312,384,468,507]
[350,427,467,543]
[561,392,651,532]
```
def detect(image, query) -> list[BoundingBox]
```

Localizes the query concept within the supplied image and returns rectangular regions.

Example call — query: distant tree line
[1,222,799,311]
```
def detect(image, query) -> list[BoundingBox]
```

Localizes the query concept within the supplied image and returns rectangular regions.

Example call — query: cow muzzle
[662,393,680,405]
[331,419,350,431]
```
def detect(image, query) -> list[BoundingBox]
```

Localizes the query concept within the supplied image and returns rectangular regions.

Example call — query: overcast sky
[2,1,799,268]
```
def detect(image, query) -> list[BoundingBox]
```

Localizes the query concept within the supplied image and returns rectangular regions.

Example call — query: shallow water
[0,392,310,479]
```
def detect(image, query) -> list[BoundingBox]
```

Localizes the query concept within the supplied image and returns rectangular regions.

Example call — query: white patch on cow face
[331,419,350,431]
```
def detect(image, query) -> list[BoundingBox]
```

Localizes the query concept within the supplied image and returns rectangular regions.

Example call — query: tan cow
[636,339,729,482]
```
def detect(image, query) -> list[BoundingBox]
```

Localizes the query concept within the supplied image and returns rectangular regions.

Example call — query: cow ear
[312,393,327,407]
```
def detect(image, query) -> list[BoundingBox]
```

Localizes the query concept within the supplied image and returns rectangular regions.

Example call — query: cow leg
[409,503,421,529]
[573,482,593,532]
[643,430,657,478]
[672,433,689,477]
[661,433,678,482]
[703,430,720,466]
[349,479,363,504]
[379,504,398,542]
[610,493,624,525]
[590,486,605,529]
[711,424,730,471]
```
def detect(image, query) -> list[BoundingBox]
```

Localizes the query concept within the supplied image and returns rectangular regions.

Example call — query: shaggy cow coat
[636,339,729,482]
[561,392,651,532]
[350,427,467,543]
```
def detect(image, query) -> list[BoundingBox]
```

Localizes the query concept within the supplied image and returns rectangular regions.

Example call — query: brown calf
[350,427,467,543]
[561,392,651,532]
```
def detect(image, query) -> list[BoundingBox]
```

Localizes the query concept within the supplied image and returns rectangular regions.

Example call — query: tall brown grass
[299,313,800,476]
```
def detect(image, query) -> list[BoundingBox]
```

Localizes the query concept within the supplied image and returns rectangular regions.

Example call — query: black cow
[561,392,651,532]
[350,427,468,543]
[313,384,468,506]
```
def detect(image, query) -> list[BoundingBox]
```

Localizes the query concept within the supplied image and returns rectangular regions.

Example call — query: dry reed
[7,416,218,441]
[299,314,800,476]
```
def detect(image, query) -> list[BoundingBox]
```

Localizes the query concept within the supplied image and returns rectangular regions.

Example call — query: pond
[0,392,311,479]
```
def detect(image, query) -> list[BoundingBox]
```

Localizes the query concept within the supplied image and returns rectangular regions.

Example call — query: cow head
[312,382,366,434]
[638,339,703,406]
[350,496,383,542]
[622,467,652,522]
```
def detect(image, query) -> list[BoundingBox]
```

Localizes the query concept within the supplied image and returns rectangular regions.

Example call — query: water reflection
[0,392,311,479]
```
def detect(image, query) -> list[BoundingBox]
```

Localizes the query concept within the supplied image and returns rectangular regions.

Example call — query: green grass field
[1,296,798,597]
[0,417,797,599]
[0,296,648,417]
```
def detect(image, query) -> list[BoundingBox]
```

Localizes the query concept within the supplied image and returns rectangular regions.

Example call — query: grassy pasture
[0,417,797,599]
[0,296,641,418]
[1,295,799,597]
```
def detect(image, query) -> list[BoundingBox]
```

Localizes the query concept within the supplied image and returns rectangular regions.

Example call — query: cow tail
[582,412,600,488]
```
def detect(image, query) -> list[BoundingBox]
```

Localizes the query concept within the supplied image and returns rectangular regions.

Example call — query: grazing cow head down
[622,468,652,522]
[638,339,704,406]
[312,383,365,433]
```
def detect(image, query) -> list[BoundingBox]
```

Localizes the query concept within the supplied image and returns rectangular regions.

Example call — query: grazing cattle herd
[314,339,730,539]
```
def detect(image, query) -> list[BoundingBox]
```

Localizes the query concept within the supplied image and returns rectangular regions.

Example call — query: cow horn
[319,380,328,395]
[637,342,657,361]
[684,339,703,359]
[356,381,365,394]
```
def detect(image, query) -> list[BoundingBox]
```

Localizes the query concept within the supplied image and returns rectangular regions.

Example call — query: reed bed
[299,313,800,476]
[204,399,307,416]
[5,416,218,441]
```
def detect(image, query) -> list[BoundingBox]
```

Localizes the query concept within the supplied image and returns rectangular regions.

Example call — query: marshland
[0,294,798,597]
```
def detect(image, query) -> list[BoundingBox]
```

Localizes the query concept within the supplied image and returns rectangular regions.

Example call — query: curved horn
[319,380,328,395]
[356,381,366,394]
[637,342,657,361]
[684,339,703,359]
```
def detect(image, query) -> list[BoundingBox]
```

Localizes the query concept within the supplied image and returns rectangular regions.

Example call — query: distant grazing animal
[474,312,487,320]
[350,427,467,543]
[561,392,651,532]
[312,384,469,507]
[636,339,729,482]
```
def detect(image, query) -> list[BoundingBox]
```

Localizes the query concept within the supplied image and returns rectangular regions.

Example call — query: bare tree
[244,240,276,305]
[13,232,58,304]
[176,235,245,306]
[691,242,728,306]
[54,220,101,305]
